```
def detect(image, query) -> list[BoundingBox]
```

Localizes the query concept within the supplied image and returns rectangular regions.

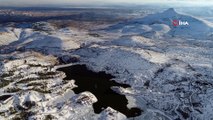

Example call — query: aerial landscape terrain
[0,1,213,120]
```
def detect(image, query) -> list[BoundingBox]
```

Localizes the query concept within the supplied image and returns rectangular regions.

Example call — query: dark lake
[57,64,142,118]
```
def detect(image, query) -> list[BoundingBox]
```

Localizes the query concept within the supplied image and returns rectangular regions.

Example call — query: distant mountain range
[0,8,132,24]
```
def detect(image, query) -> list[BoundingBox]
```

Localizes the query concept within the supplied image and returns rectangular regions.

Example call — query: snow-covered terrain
[0,7,213,120]
[104,8,213,40]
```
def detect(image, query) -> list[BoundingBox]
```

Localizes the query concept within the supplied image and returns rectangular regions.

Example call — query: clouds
[0,0,212,6]
[0,0,78,6]
[165,0,213,6]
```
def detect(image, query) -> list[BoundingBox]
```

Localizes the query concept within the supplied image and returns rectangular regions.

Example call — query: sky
[0,0,213,7]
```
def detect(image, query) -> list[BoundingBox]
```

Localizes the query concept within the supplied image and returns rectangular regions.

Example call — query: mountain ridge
[104,8,213,39]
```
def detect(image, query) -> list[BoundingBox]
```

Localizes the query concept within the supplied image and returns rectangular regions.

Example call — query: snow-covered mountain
[1,7,213,120]
[0,28,20,46]
[105,8,213,39]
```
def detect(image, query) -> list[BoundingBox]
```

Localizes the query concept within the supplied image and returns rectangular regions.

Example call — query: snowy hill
[0,28,20,46]
[138,8,213,39]
[105,8,213,39]
[1,7,213,120]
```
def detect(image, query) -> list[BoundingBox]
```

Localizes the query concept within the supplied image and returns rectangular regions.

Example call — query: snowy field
[0,7,213,120]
